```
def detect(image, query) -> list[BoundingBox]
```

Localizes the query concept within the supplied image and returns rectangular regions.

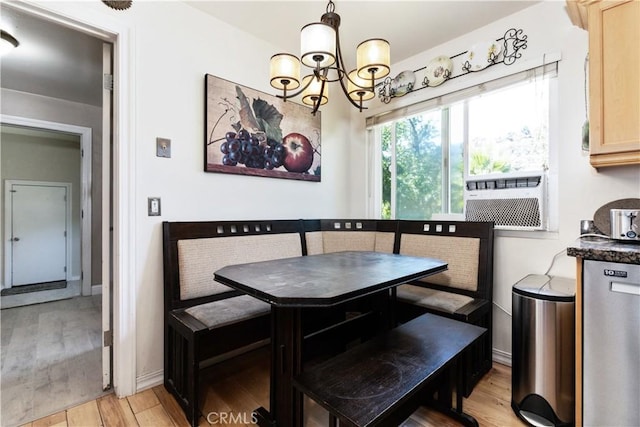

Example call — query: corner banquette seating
[163,218,494,426]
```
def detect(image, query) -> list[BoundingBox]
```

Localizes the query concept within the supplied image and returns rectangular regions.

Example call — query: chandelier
[269,0,390,115]
[0,30,19,56]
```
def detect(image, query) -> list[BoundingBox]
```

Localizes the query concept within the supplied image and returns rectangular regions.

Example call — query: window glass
[468,80,549,175]
[449,102,465,214]
[381,124,392,219]
[374,76,550,222]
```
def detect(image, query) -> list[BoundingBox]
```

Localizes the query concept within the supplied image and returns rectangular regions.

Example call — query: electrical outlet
[148,197,161,216]
[156,137,171,158]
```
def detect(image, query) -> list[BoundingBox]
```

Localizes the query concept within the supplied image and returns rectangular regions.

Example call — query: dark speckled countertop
[567,237,640,264]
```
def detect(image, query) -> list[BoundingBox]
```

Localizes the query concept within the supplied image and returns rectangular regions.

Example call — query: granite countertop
[567,237,640,264]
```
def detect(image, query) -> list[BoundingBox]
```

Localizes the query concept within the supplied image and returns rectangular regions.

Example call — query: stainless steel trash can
[512,274,575,427]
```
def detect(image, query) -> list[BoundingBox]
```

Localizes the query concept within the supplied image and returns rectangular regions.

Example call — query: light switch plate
[156,137,171,158]
[148,197,161,216]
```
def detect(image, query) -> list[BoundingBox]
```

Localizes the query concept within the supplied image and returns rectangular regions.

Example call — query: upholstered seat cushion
[396,284,474,314]
[184,295,270,330]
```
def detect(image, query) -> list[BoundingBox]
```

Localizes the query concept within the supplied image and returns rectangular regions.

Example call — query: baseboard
[493,348,512,367]
[91,285,102,295]
[136,369,163,392]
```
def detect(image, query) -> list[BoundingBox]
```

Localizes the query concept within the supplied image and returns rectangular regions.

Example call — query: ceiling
[0,5,105,107]
[0,1,539,108]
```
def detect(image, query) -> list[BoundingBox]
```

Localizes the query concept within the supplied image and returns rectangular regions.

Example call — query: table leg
[259,306,302,427]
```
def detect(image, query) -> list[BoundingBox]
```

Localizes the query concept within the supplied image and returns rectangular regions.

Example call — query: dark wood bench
[162,219,305,426]
[293,313,487,427]
[394,220,494,395]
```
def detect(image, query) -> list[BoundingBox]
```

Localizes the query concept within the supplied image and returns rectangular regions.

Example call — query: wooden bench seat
[293,313,487,427]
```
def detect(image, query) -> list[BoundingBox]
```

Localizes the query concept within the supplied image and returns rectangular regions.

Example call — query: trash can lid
[513,274,575,301]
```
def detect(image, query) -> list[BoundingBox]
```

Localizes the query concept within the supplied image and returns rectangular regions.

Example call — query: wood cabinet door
[588,0,640,166]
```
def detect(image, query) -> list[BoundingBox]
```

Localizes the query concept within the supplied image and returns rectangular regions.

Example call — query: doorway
[0,120,107,425]
[1,0,137,407]
[0,2,119,423]
[0,119,93,300]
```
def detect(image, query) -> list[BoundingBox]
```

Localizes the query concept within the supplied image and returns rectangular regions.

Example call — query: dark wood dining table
[214,251,448,427]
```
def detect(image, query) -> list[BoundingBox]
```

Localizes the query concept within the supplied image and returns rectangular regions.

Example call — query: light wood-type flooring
[17,346,527,427]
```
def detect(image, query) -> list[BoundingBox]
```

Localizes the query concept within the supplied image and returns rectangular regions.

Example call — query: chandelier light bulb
[300,22,336,69]
[301,75,329,107]
[270,53,301,90]
[357,38,390,80]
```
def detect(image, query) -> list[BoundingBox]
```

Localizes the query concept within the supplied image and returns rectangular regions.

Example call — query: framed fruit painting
[205,74,321,182]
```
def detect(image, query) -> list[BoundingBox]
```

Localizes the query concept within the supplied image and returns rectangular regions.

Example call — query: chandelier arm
[275,74,315,100]
[311,78,327,115]
[334,28,369,110]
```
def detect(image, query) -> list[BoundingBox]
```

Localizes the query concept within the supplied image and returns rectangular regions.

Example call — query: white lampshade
[356,38,390,80]
[301,75,328,106]
[300,22,336,68]
[270,53,301,90]
[347,69,374,102]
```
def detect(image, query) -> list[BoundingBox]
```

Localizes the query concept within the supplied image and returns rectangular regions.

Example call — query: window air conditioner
[464,171,546,230]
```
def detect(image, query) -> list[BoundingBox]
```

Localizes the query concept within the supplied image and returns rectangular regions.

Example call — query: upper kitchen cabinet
[587,0,640,168]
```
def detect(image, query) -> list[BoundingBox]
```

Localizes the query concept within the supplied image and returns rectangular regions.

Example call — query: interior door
[9,182,68,286]
[102,41,113,391]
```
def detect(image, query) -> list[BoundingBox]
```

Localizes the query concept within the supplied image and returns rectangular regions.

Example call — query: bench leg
[426,363,479,427]
[186,337,200,427]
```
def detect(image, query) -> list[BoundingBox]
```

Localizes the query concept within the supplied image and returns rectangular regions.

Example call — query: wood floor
[17,347,526,427]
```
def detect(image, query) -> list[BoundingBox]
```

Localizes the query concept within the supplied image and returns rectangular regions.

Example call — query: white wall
[16,0,353,384]
[347,1,640,361]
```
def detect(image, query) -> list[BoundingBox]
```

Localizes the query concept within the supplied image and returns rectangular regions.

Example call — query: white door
[102,41,113,391]
[9,182,68,286]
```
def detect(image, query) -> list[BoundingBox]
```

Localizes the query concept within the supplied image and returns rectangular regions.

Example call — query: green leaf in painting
[236,86,260,131]
[253,98,283,143]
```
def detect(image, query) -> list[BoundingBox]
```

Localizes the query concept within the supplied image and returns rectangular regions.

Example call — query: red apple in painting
[282,132,314,173]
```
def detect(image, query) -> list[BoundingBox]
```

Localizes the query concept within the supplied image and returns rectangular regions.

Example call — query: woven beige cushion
[396,284,474,314]
[399,234,479,291]
[375,232,395,253]
[305,231,324,255]
[322,231,376,253]
[178,233,302,300]
[307,230,394,254]
[184,295,270,329]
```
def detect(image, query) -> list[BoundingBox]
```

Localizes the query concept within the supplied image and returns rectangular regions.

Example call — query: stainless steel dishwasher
[583,259,640,426]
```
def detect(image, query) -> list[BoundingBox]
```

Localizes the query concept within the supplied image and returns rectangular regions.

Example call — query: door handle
[11,237,19,242]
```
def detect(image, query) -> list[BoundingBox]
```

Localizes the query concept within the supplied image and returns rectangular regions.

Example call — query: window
[369,65,554,224]
[467,81,549,176]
